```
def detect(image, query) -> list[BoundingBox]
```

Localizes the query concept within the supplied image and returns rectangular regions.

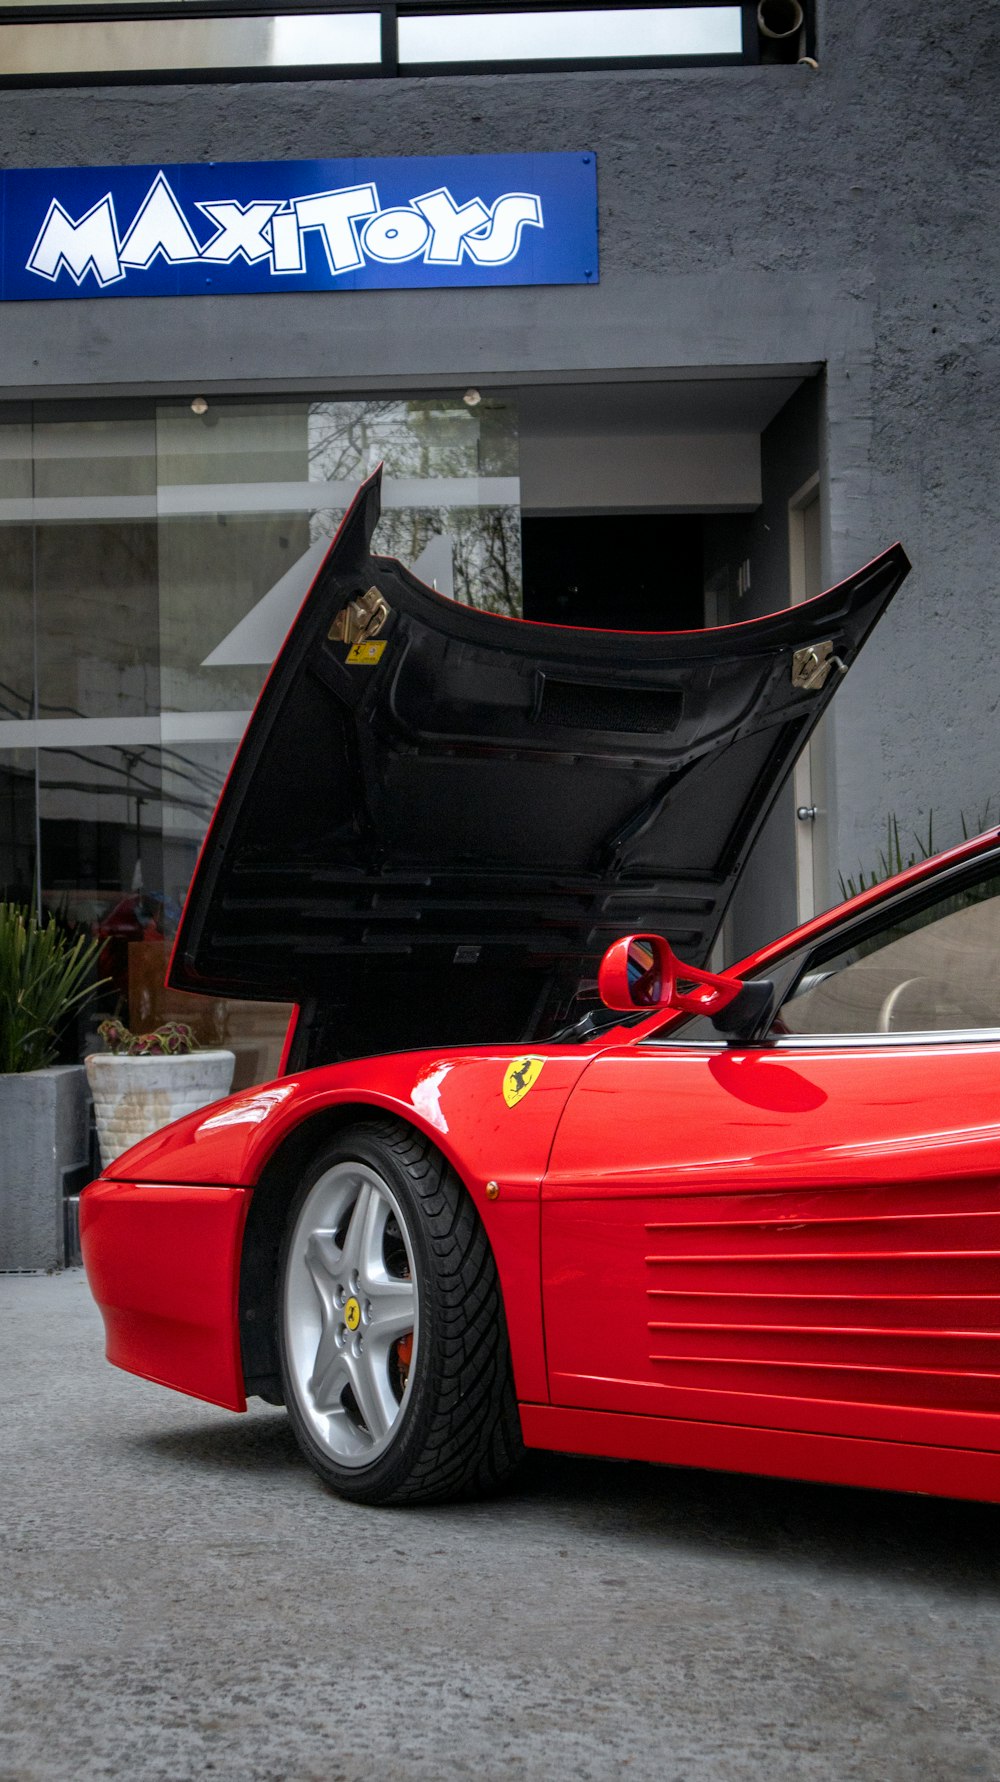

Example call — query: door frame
[788,472,825,923]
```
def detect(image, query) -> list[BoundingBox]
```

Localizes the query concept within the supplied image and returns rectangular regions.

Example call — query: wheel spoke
[309,1341,350,1413]
[359,1189,390,1291]
[304,1229,343,1306]
[346,1347,391,1441]
[340,1181,376,1281]
[366,1278,416,1345]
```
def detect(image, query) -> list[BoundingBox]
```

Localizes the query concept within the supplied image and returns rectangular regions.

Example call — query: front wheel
[277,1117,523,1505]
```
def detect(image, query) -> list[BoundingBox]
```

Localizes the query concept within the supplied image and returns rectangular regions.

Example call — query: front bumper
[80,1179,252,1411]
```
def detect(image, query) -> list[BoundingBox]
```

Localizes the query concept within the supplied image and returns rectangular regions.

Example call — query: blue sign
[0,153,597,301]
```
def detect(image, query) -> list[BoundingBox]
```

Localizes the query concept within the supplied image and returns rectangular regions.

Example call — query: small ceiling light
[190,396,209,416]
[463,388,482,407]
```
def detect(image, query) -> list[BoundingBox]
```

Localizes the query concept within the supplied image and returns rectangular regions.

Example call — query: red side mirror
[597,933,745,1018]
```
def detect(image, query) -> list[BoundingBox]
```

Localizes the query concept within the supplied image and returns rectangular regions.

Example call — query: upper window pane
[775,871,1000,1037]
[398,6,743,64]
[33,416,156,504]
[0,13,381,78]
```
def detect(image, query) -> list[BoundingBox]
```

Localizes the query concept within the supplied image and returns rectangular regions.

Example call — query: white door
[789,477,825,922]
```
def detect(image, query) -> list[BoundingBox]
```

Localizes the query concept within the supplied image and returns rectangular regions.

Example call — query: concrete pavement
[2,1271,999,1782]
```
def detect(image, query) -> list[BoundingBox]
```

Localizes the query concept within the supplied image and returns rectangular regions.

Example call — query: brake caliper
[395,1333,414,1391]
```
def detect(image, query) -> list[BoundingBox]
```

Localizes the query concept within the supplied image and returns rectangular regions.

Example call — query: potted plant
[0,901,104,1270]
[86,1018,236,1169]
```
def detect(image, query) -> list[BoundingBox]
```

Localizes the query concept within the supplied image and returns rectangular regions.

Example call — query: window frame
[0,0,814,89]
[639,844,1000,1051]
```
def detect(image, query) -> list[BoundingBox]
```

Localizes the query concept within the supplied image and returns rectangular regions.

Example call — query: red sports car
[82,473,1000,1509]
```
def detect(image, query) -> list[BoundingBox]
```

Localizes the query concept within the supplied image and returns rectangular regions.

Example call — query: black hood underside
[169,470,909,1067]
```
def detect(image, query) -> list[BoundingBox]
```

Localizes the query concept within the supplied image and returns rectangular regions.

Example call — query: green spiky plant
[839,803,997,902]
[838,813,935,901]
[0,902,106,1074]
[959,800,996,843]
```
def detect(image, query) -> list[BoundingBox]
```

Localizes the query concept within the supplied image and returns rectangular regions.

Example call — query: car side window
[773,868,1000,1038]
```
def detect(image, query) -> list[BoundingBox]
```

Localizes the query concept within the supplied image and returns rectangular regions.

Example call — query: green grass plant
[839,812,934,900]
[839,803,998,901]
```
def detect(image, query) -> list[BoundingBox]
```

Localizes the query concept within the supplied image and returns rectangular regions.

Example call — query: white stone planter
[85,1049,236,1171]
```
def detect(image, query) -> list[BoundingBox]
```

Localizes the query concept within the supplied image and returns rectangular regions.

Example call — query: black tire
[276,1115,524,1505]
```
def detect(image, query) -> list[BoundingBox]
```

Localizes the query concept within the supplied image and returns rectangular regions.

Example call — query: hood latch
[329,585,390,648]
[791,639,846,692]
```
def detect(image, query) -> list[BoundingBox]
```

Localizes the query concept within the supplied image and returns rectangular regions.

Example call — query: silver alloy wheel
[283,1160,419,1467]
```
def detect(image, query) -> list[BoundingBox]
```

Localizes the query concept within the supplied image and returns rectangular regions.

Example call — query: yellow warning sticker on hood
[503,1056,545,1107]
[346,639,387,665]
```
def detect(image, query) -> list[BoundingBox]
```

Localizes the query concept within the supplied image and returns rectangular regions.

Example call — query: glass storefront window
[0,393,520,1085]
[156,394,520,717]
[0,748,37,900]
[0,410,35,722]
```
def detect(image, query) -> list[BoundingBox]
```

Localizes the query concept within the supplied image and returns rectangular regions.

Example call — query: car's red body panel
[80,1180,251,1411]
[82,831,1000,1503]
[518,1407,1000,1505]
[83,1045,604,1407]
[543,1046,1000,1450]
[82,827,1000,1502]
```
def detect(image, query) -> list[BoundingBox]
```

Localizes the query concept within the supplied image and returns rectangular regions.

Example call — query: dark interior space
[0,763,36,905]
[520,514,705,630]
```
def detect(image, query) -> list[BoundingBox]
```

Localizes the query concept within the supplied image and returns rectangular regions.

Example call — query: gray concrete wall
[0,1065,89,1269]
[2,0,998,910]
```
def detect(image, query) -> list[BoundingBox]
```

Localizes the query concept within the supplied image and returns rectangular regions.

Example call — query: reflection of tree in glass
[451,505,521,618]
[307,399,402,483]
[306,398,521,617]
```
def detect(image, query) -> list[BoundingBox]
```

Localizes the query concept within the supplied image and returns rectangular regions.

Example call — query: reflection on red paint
[708,1052,828,1112]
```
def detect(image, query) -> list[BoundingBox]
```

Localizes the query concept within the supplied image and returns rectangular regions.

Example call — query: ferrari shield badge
[503,1056,545,1107]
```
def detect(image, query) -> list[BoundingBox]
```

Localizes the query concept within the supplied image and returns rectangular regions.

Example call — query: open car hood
[169,470,909,1066]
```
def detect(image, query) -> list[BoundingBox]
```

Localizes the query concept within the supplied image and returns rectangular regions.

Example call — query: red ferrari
[82,472,1000,1509]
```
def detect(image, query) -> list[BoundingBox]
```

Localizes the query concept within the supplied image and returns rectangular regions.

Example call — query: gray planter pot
[0,1065,90,1271]
[85,1049,236,1171]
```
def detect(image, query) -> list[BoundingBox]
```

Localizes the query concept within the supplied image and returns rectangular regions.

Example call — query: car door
[541,851,1000,1456]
